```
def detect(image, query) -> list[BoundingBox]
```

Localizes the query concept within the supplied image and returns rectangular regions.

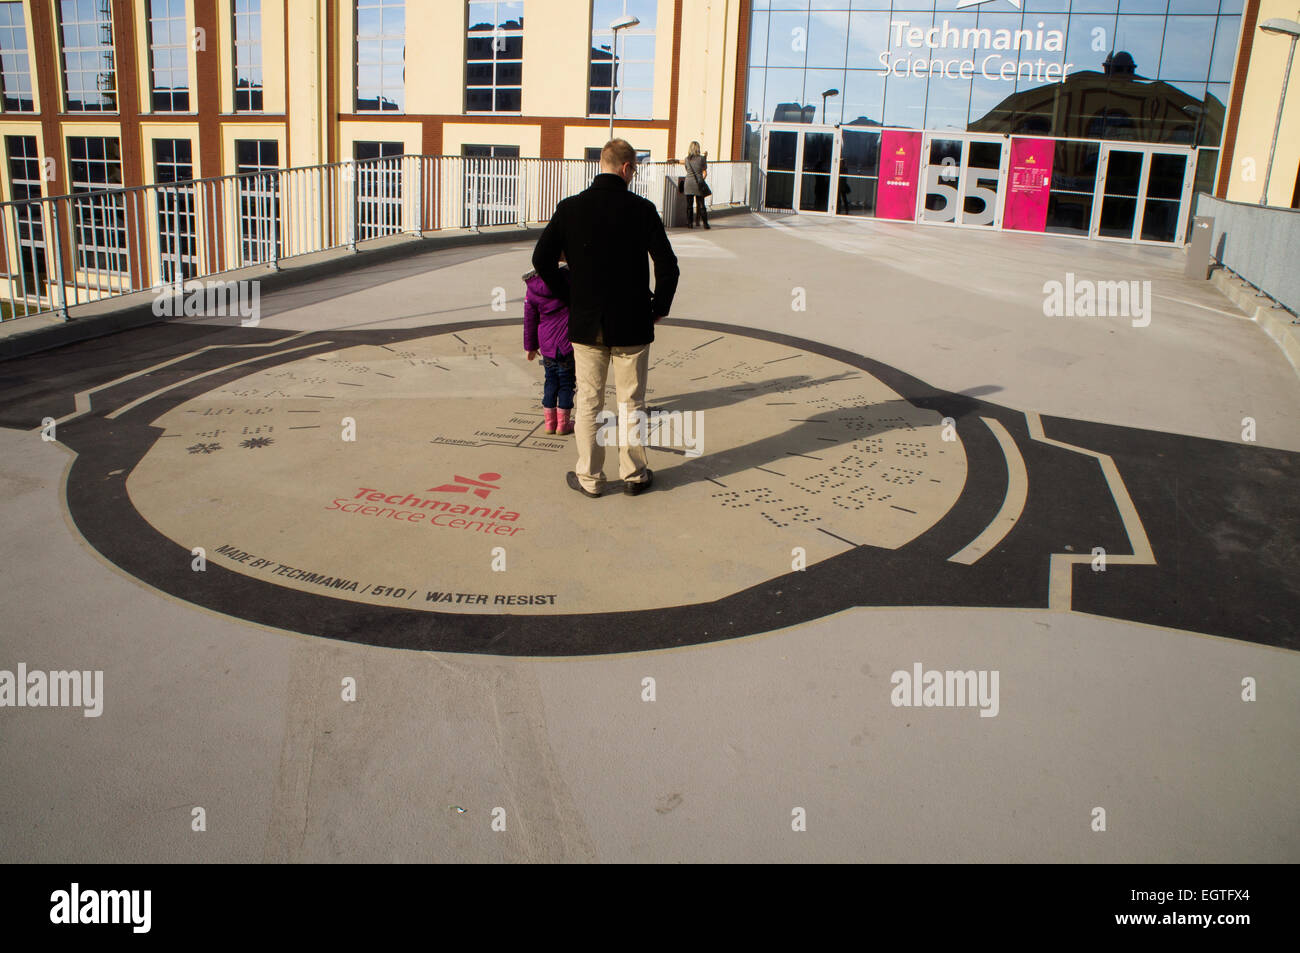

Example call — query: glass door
[798,131,835,213]
[836,128,881,217]
[760,125,839,215]
[918,133,1007,228]
[1092,145,1192,244]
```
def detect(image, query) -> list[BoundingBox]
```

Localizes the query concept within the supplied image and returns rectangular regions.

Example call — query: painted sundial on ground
[125,324,968,616]
[58,316,1300,653]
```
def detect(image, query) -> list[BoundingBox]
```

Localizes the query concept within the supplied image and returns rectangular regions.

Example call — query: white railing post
[348,160,358,251]
[49,202,69,321]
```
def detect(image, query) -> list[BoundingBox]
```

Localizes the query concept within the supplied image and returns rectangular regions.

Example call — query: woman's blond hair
[687,140,702,158]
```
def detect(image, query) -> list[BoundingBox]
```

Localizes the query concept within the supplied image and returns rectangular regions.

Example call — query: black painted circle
[62,319,1024,656]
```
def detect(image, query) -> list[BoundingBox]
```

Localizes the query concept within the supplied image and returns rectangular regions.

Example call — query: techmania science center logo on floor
[325,472,525,537]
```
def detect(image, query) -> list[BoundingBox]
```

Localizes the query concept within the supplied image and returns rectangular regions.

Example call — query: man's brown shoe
[624,469,654,496]
[566,471,602,498]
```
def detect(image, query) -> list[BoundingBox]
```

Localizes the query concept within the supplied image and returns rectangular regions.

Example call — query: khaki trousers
[572,339,650,493]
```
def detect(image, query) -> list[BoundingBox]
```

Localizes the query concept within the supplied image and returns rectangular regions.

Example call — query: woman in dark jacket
[683,140,709,229]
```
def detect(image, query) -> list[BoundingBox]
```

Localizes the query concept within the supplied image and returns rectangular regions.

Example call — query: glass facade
[745,0,1240,150]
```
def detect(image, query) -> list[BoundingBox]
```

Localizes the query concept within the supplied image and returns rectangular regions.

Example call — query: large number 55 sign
[922,152,1002,227]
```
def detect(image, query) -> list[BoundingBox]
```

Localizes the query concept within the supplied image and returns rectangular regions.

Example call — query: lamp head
[611,14,640,31]
[1259,17,1300,37]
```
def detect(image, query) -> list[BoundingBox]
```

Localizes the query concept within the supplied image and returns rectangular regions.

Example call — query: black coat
[531,173,680,347]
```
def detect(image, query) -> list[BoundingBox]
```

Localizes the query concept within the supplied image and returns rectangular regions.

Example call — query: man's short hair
[601,139,636,171]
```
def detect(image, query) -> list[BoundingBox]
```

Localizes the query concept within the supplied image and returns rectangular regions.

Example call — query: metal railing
[0,155,754,321]
[1192,193,1300,316]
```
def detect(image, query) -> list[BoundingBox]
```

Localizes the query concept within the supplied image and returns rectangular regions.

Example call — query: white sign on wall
[878,19,1074,83]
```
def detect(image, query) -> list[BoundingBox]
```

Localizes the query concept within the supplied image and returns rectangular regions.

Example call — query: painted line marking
[44,331,316,428]
[286,409,320,413]
[692,336,724,350]
[375,372,396,379]
[707,478,727,487]
[764,354,802,364]
[817,527,859,548]
[890,505,917,514]
[789,418,828,423]
[785,452,822,460]
[754,466,785,477]
[452,333,469,345]
[104,342,330,421]
[288,426,321,430]
[1024,411,1156,611]
[302,394,335,399]
[337,381,364,387]
[948,417,1026,566]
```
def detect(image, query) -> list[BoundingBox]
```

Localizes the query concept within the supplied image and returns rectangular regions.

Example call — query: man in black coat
[532,139,680,497]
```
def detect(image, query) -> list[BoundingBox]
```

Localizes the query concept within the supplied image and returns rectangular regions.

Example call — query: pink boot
[543,408,557,434]
[556,408,574,435]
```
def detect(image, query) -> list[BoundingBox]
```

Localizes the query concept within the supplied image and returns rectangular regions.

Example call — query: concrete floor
[1,212,1297,862]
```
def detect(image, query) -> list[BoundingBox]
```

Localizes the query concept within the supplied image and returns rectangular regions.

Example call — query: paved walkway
[1,213,1296,861]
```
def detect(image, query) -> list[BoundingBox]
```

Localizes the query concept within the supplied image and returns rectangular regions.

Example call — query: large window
[589,0,656,119]
[356,0,405,111]
[233,0,262,112]
[147,0,189,112]
[58,0,117,111]
[353,141,403,239]
[462,144,519,227]
[0,3,34,112]
[235,139,279,263]
[154,139,196,284]
[6,136,46,298]
[465,1,521,113]
[68,136,127,273]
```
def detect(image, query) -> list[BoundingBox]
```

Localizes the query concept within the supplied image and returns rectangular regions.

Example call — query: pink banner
[1004,138,1055,232]
[876,131,922,221]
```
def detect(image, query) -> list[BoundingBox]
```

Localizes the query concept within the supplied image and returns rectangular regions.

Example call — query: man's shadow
[644,373,863,414]
[635,383,1001,491]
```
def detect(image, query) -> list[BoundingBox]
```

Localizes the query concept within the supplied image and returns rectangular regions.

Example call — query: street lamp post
[821,88,839,125]
[1257,17,1300,207]
[609,14,640,142]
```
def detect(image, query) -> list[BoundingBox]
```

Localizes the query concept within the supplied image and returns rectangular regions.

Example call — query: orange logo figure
[428,472,502,499]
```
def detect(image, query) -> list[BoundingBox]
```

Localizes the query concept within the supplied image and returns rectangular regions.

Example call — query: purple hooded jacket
[523,267,573,359]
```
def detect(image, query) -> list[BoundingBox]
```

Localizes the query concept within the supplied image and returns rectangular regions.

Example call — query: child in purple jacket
[522,261,575,435]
